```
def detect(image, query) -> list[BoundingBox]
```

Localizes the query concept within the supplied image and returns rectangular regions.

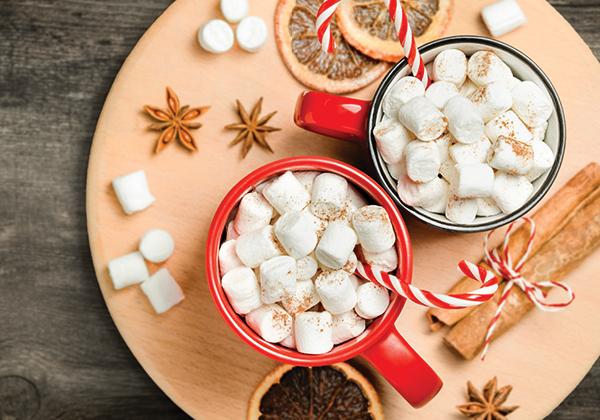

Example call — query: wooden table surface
[0,0,598,418]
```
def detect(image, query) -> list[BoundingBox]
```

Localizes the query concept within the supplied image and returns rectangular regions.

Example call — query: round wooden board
[86,0,600,418]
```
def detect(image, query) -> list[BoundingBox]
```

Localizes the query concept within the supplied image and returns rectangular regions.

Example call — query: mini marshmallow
[236,16,268,53]
[315,270,358,314]
[382,76,425,118]
[470,82,513,123]
[234,191,274,235]
[487,135,533,175]
[439,159,458,183]
[255,179,273,194]
[373,117,413,164]
[293,171,321,192]
[108,251,149,290]
[526,140,555,181]
[301,207,328,237]
[226,221,239,240]
[508,76,521,90]
[346,184,369,212]
[355,283,390,319]
[444,96,484,144]
[445,194,478,224]
[482,0,527,37]
[352,206,396,253]
[362,246,398,272]
[281,279,320,315]
[112,170,155,215]
[342,251,358,274]
[296,254,318,280]
[280,329,296,349]
[295,311,333,354]
[315,221,357,269]
[477,197,502,217]
[259,256,297,304]
[529,121,548,142]
[332,311,366,345]
[139,228,174,263]
[434,132,452,163]
[421,178,450,214]
[348,274,363,291]
[219,239,244,275]
[485,110,533,143]
[246,304,292,343]
[274,211,318,259]
[405,140,441,182]
[398,96,448,141]
[220,0,248,23]
[492,172,534,213]
[467,51,513,87]
[397,165,447,207]
[310,173,348,220]
[425,81,459,109]
[263,171,311,214]
[432,49,467,85]
[459,79,478,97]
[511,81,553,127]
[221,266,262,314]
[198,19,234,54]
[449,136,491,164]
[455,163,495,198]
[387,161,404,180]
[235,225,282,268]
[141,268,185,314]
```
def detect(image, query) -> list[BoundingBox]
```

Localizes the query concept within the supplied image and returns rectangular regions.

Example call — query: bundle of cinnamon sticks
[427,163,600,360]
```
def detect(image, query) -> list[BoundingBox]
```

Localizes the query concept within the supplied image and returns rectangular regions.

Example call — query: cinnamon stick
[427,163,600,331]
[443,188,600,360]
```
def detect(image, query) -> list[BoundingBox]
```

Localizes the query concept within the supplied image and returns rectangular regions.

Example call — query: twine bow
[480,217,575,359]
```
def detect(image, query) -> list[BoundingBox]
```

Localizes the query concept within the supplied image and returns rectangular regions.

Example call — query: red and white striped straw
[316,0,430,86]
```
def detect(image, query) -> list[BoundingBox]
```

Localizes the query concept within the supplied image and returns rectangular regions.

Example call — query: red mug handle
[294,91,371,142]
[361,327,443,408]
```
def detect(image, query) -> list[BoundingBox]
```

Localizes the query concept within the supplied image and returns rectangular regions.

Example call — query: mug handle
[294,91,371,142]
[361,327,443,408]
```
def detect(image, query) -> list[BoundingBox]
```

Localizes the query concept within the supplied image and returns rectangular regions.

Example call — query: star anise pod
[225,97,281,158]
[457,377,519,420]
[144,87,210,153]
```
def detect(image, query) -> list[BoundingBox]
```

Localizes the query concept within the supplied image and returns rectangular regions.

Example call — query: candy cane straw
[316,0,430,86]
[357,260,500,309]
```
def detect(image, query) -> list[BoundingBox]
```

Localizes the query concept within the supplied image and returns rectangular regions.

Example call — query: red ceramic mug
[206,156,442,408]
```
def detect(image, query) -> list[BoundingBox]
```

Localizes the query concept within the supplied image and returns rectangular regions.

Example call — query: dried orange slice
[337,0,453,62]
[275,0,390,94]
[247,363,383,419]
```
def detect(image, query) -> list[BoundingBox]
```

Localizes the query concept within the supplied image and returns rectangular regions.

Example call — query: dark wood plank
[0,0,597,418]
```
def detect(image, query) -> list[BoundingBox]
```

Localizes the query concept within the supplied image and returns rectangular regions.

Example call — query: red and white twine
[356,217,575,361]
[479,217,575,360]
[316,0,430,86]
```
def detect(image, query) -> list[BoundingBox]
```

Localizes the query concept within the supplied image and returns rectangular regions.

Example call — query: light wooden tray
[86,0,600,418]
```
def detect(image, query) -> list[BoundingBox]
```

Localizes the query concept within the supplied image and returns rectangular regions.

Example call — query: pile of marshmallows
[374,49,556,224]
[198,0,267,54]
[219,171,398,355]
[107,170,184,315]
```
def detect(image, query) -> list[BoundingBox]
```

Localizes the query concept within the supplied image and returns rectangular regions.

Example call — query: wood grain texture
[0,0,598,419]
